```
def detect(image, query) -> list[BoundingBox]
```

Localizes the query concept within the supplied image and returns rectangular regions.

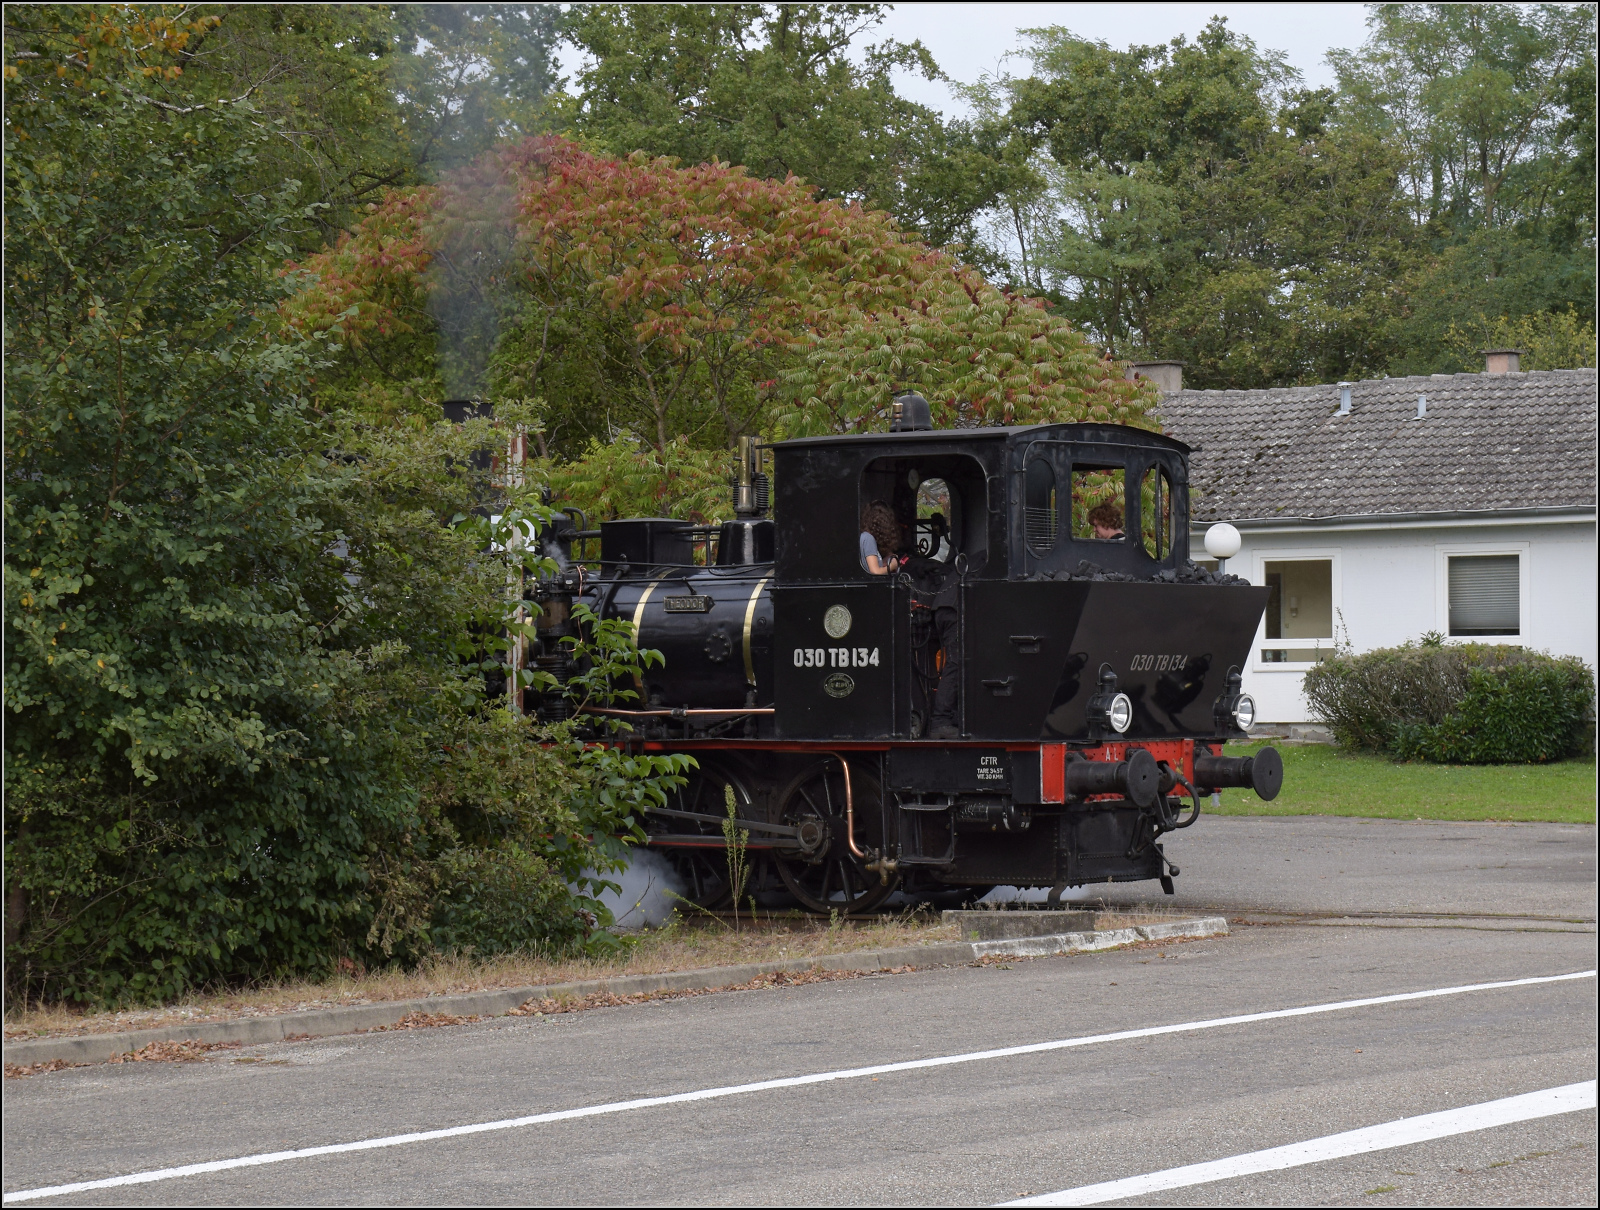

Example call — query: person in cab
[860,500,901,574]
[1089,501,1125,541]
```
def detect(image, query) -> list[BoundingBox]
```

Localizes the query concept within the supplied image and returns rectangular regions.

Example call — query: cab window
[1140,465,1173,559]
[1024,460,1058,552]
[915,477,954,560]
[859,455,988,575]
[1071,465,1126,541]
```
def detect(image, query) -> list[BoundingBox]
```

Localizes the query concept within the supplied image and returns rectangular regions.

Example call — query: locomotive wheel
[645,764,754,912]
[771,760,898,915]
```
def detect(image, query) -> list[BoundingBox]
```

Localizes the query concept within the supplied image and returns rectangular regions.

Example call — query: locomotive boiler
[524,396,1283,913]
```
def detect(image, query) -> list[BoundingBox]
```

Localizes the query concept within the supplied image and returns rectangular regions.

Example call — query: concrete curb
[3,917,1227,1068]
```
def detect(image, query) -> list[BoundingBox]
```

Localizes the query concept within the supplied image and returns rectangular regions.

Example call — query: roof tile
[1155,368,1598,521]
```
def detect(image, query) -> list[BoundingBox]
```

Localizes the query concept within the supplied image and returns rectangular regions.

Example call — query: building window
[1261,558,1334,664]
[1448,554,1519,636]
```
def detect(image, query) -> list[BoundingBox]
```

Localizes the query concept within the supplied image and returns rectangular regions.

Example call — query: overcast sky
[867,3,1374,114]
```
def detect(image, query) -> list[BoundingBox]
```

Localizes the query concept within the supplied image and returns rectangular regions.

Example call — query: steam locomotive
[522,394,1283,913]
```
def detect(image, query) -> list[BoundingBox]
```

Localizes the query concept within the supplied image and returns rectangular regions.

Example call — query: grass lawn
[1206,741,1595,824]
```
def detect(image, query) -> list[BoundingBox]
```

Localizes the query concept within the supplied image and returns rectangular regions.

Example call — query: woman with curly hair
[859,500,901,574]
[1088,500,1125,540]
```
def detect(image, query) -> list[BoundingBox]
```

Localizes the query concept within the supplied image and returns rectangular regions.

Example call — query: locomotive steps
[4,915,1227,1071]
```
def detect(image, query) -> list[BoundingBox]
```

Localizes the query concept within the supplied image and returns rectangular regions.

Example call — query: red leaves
[283,187,437,343]
[284,134,1152,441]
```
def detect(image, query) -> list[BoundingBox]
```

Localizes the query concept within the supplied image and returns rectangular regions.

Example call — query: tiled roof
[1155,368,1598,522]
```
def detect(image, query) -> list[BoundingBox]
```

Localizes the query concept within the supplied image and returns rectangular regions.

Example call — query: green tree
[1443,307,1597,370]
[4,8,673,1004]
[1331,3,1596,371]
[980,18,1411,386]
[397,2,566,175]
[559,3,955,231]
[159,4,420,251]
[41,4,571,254]
[1330,3,1593,232]
[5,5,383,998]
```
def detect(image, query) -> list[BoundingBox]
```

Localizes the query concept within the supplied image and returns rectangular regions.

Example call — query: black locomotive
[524,395,1283,913]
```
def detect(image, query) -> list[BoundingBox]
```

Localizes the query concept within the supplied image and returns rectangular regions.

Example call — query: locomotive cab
[768,423,1266,746]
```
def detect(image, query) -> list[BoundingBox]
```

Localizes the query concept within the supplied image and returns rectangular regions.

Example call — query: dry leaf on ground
[510,964,918,1016]
[4,1058,89,1080]
[366,1011,485,1032]
[109,1039,241,1064]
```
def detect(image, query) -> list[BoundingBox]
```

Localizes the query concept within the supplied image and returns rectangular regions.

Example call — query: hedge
[1302,639,1594,764]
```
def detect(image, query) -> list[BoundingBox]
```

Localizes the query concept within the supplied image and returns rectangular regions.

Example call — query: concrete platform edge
[3,918,1227,1067]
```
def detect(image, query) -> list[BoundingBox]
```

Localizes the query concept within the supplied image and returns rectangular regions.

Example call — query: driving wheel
[772,759,898,914]
[644,763,754,912]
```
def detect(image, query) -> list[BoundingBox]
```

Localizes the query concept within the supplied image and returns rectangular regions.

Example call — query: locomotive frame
[524,400,1284,913]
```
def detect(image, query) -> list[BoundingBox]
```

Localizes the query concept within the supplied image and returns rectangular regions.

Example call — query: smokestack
[1483,349,1523,374]
[1127,361,1184,394]
[1336,382,1352,417]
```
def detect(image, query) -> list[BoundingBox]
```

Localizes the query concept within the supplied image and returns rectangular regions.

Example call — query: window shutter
[1448,555,1519,635]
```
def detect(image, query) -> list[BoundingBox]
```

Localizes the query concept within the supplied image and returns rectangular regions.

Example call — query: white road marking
[1002,1080,1597,1207]
[3,969,1592,1203]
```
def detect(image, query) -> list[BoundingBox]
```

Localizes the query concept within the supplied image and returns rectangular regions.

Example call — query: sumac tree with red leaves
[291,136,1153,509]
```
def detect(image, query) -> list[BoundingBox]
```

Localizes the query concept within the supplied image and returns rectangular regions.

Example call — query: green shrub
[1304,641,1594,764]
[2,24,688,1007]
[1392,664,1596,764]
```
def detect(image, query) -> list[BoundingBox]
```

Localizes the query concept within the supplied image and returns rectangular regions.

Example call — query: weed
[722,784,750,930]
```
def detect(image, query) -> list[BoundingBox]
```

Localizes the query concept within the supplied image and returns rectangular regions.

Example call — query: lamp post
[1204,522,1242,575]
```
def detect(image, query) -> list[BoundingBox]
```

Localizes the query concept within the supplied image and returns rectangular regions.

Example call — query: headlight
[1108,692,1133,734]
[1233,693,1256,730]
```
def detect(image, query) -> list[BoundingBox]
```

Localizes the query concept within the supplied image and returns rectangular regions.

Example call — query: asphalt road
[1086,814,1597,921]
[5,816,1595,1207]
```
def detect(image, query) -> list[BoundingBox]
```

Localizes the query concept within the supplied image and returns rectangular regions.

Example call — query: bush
[1304,640,1594,764]
[2,20,689,1007]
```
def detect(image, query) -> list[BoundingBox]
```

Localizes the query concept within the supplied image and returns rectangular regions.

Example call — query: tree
[3,7,666,1003]
[1331,3,1596,370]
[973,19,1403,386]
[396,3,566,175]
[153,4,420,252]
[781,246,1150,435]
[290,136,1155,489]
[38,4,572,255]
[487,139,849,451]
[6,5,379,997]
[559,3,956,234]
[1330,3,1593,232]
[293,138,865,452]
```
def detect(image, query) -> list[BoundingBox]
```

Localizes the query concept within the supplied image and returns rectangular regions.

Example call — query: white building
[1151,356,1598,727]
